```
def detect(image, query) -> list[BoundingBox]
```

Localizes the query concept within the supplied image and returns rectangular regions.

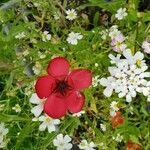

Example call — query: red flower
[111,111,124,128]
[35,57,92,118]
[126,141,140,150]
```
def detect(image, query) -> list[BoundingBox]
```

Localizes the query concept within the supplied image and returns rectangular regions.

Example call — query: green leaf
[0,114,29,122]
[15,121,37,150]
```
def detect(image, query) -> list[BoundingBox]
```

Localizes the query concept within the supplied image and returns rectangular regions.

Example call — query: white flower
[67,32,83,45]
[39,114,60,133]
[0,123,8,139]
[42,31,51,42]
[79,140,96,150]
[95,63,99,67]
[100,124,106,132]
[100,77,116,97]
[113,134,123,142]
[72,111,85,117]
[142,40,150,54]
[29,93,46,117]
[32,62,42,75]
[110,110,116,117]
[111,33,127,52]
[53,134,72,150]
[0,123,8,148]
[115,8,127,20]
[109,54,121,64]
[12,104,21,113]
[110,101,119,112]
[15,32,26,39]
[0,140,7,148]
[100,49,150,102]
[100,29,108,40]
[38,51,46,59]
[92,75,101,87]
[66,9,77,20]
[109,25,121,39]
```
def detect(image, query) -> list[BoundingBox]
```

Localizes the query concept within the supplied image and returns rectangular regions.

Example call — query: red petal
[47,57,70,77]
[44,94,67,119]
[68,69,92,90]
[66,91,85,113]
[35,75,55,99]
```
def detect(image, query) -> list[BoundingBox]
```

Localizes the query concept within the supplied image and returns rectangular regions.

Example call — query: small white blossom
[42,31,51,42]
[110,101,119,112]
[15,32,26,39]
[100,29,108,40]
[32,62,42,75]
[29,93,46,117]
[67,32,83,45]
[142,40,150,54]
[111,33,127,52]
[113,134,123,142]
[79,140,96,150]
[100,124,106,132]
[92,75,101,87]
[115,8,127,20]
[39,114,60,133]
[38,51,46,59]
[12,104,21,113]
[53,134,72,150]
[66,9,77,20]
[109,25,121,39]
[95,63,99,67]
[72,111,85,117]
[0,123,9,148]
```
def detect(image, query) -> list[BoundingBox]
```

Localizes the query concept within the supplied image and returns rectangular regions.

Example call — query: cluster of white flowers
[15,32,26,39]
[79,140,96,150]
[53,134,72,150]
[66,32,83,45]
[12,104,21,113]
[142,40,150,54]
[0,123,9,148]
[109,25,127,52]
[110,101,119,117]
[115,8,127,20]
[100,49,150,102]
[41,31,51,42]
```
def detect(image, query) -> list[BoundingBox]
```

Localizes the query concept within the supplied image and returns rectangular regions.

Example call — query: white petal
[103,87,113,97]
[126,94,132,103]
[99,78,108,86]
[134,51,144,60]
[64,135,72,143]
[64,143,72,149]
[47,125,56,133]
[31,104,43,117]
[38,115,46,121]
[29,93,41,104]
[39,123,47,131]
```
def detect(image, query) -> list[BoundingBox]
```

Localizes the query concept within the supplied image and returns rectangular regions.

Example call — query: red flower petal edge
[35,57,92,118]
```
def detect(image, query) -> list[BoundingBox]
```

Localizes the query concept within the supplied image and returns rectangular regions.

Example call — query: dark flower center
[53,80,72,96]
